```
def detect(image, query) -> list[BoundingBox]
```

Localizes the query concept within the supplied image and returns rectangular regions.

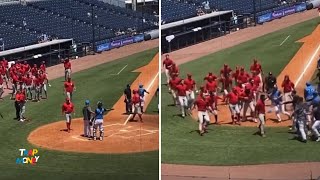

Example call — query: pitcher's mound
[28,115,159,154]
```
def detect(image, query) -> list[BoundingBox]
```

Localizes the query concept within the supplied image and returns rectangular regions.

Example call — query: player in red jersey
[64,77,76,101]
[204,72,218,81]
[237,68,250,87]
[24,74,33,100]
[169,63,179,79]
[240,86,256,122]
[206,91,222,124]
[176,79,188,118]
[220,64,232,79]
[38,70,49,99]
[184,74,197,110]
[205,77,218,95]
[232,66,240,85]
[31,64,38,77]
[226,87,241,125]
[255,94,267,137]
[62,98,75,133]
[169,74,181,105]
[250,58,263,85]
[281,75,295,111]
[131,90,143,123]
[40,61,46,73]
[33,74,42,102]
[63,58,72,81]
[163,54,174,87]
[193,92,212,136]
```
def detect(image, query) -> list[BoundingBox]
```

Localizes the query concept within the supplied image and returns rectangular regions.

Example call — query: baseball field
[0,45,159,179]
[162,10,320,179]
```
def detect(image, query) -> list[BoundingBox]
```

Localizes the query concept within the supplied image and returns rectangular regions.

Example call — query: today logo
[16,149,40,165]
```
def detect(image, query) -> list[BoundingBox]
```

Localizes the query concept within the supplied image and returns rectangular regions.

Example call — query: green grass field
[161,18,320,166]
[0,49,159,180]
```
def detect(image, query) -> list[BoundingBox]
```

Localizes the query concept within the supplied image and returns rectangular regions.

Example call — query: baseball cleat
[19,119,24,122]
[100,137,103,141]
[262,134,266,138]
[93,137,97,141]
[316,137,320,142]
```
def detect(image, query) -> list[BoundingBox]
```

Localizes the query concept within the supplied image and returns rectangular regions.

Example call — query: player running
[64,77,76,100]
[193,92,212,136]
[176,79,188,118]
[255,94,267,137]
[268,87,291,122]
[61,98,75,133]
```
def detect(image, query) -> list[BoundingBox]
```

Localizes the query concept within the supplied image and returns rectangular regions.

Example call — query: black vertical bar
[253,0,256,26]
[91,6,96,54]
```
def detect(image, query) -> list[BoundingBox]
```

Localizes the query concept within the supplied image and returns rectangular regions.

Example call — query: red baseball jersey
[205,81,217,92]
[64,61,71,69]
[176,84,187,96]
[252,75,261,87]
[255,99,265,114]
[163,58,173,69]
[281,80,294,93]
[204,73,217,81]
[62,102,74,114]
[220,67,232,77]
[40,64,46,72]
[195,97,209,112]
[184,78,196,90]
[250,63,262,74]
[132,94,140,105]
[64,81,75,92]
[227,92,239,104]
[169,77,181,90]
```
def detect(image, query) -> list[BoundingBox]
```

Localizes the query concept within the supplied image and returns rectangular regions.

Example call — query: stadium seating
[0,0,157,50]
[162,0,197,23]
[162,0,296,24]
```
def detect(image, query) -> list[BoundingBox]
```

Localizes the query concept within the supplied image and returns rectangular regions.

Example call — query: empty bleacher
[0,0,158,50]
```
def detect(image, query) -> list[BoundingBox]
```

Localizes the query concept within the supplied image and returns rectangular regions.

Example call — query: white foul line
[123,72,159,125]
[110,64,128,75]
[279,35,290,46]
[295,44,320,86]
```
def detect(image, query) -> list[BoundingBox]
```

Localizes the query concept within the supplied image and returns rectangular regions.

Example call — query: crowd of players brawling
[163,54,320,142]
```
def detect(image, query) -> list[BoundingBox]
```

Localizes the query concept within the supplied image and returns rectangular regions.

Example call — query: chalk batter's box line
[108,129,158,138]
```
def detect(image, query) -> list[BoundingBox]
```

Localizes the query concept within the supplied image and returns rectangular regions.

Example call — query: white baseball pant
[312,120,320,137]
[229,104,240,115]
[178,96,188,117]
[198,111,210,132]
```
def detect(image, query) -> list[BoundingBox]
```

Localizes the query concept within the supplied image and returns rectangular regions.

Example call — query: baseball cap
[187,73,192,77]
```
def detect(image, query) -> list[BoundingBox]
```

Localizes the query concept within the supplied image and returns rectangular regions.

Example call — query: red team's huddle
[163,54,272,136]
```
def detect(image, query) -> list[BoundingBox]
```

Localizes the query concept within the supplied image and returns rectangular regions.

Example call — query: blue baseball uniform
[270,89,291,121]
[304,83,316,101]
[138,87,147,98]
[93,107,107,140]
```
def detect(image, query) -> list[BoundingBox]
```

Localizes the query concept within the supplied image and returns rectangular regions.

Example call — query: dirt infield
[162,9,320,180]
[27,52,159,154]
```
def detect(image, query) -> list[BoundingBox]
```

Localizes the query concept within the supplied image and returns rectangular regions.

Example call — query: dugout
[161,11,252,53]
[0,39,89,67]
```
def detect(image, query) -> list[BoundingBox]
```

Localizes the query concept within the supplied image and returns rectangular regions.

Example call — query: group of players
[163,54,320,142]
[0,57,50,122]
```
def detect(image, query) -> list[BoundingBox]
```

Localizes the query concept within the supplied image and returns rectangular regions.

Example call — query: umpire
[82,100,94,137]
[124,84,132,114]
[264,72,277,93]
